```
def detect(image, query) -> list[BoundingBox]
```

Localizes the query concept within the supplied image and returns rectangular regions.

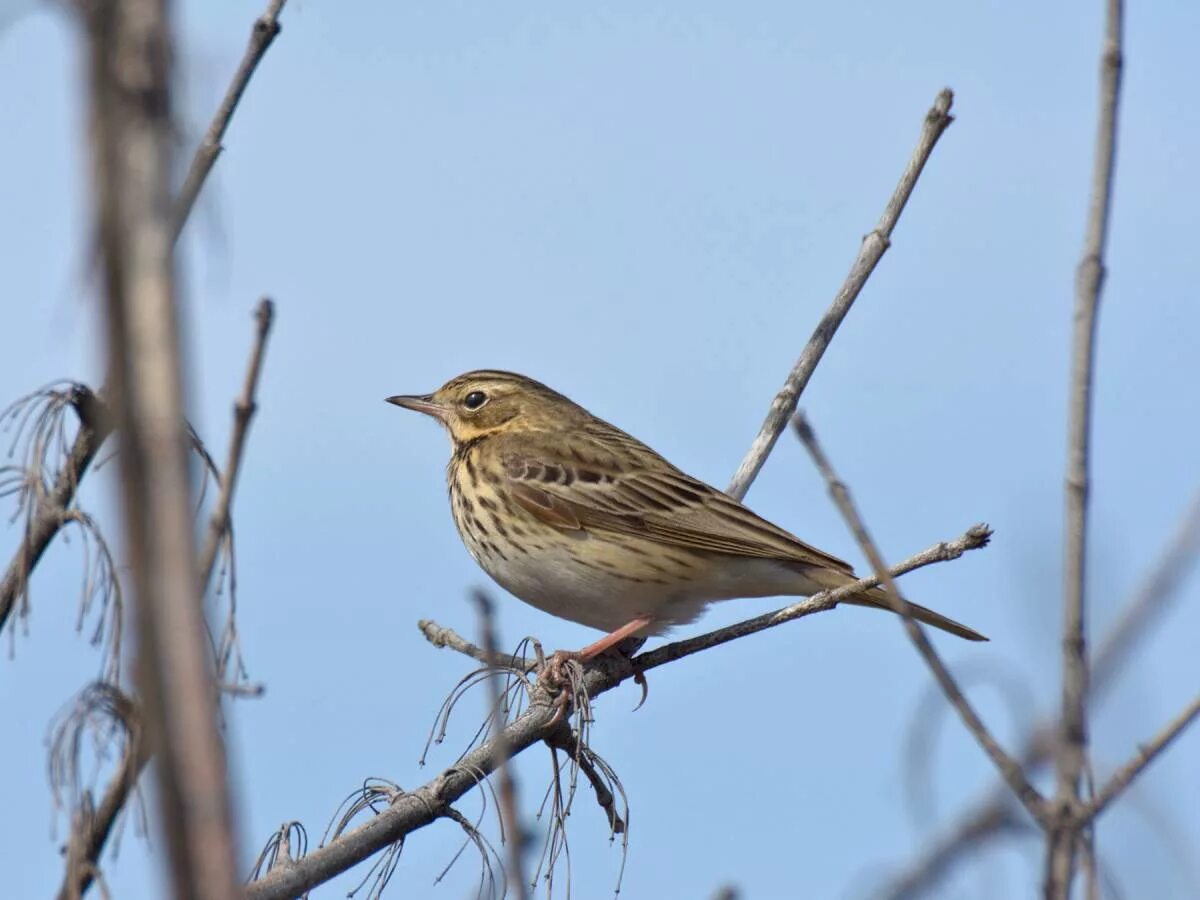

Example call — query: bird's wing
[499,433,853,574]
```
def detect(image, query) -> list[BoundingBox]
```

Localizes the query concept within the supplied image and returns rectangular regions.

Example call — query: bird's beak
[386,394,447,422]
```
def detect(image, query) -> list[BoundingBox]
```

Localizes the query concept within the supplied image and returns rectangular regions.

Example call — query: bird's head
[387,370,578,444]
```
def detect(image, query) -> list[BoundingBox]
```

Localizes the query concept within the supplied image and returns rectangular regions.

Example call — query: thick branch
[82,0,241,895]
[727,88,954,500]
[1050,0,1124,894]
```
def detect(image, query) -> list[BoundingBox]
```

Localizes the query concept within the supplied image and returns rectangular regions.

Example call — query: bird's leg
[540,616,655,712]
[577,615,654,660]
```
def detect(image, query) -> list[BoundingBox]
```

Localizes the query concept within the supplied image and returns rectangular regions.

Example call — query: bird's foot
[539,649,582,726]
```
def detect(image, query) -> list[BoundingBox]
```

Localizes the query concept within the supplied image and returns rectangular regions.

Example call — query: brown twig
[473,590,530,900]
[171,0,288,240]
[792,414,1046,824]
[726,88,955,500]
[1050,0,1124,894]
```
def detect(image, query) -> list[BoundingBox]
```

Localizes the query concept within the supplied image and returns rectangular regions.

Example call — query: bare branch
[171,0,289,240]
[1087,694,1200,821]
[792,413,1046,824]
[726,88,955,500]
[1050,0,1124,893]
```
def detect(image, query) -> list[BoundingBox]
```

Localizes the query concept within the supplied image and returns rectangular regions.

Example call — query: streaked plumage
[388,370,985,648]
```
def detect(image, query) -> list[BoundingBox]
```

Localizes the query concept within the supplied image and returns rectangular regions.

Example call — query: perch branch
[261,525,990,900]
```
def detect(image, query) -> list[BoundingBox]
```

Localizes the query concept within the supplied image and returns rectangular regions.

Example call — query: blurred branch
[1050,0,1124,893]
[0,386,111,634]
[727,88,955,500]
[80,0,241,896]
[792,414,1046,824]
[473,590,530,900]
[171,0,288,240]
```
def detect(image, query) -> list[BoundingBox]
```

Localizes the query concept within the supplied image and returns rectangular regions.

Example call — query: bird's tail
[804,567,987,641]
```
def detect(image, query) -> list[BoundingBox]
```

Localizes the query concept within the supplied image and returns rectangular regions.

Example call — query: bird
[387,370,986,667]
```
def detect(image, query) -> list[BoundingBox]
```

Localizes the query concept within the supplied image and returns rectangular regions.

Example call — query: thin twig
[1086,694,1200,821]
[726,88,955,500]
[792,413,1046,825]
[1050,0,1124,894]
[473,590,530,900]
[197,298,274,589]
[171,0,288,240]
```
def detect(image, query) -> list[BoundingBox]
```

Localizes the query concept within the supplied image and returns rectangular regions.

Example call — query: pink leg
[577,615,655,660]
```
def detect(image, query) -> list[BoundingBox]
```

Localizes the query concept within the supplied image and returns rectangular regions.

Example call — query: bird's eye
[463,391,488,410]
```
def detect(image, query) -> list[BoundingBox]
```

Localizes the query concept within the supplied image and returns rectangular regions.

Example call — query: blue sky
[2,2,1198,897]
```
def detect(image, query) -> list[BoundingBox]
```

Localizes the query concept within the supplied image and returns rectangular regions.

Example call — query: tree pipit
[388,371,985,702]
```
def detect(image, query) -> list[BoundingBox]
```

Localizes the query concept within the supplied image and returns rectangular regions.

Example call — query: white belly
[471,538,815,635]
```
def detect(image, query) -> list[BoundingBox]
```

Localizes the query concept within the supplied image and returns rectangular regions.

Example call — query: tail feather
[842,587,988,641]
